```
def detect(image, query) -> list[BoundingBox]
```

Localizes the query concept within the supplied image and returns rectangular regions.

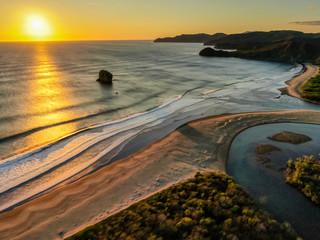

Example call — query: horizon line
[0,39,154,43]
[2,29,319,43]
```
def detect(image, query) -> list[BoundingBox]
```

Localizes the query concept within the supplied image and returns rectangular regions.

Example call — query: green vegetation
[67,172,298,240]
[301,70,320,102]
[286,155,320,205]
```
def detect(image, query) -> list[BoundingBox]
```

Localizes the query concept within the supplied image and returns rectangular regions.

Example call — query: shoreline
[281,63,319,102]
[1,110,320,239]
[0,63,319,239]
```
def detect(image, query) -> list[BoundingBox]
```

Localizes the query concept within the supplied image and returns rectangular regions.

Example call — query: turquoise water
[228,123,320,240]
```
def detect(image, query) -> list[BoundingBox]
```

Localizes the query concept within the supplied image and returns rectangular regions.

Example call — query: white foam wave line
[202,65,302,101]
[0,64,303,196]
[0,131,138,212]
[0,98,203,193]
[201,65,302,98]
[92,94,184,129]
[0,129,135,192]
[0,97,205,210]
[0,94,184,167]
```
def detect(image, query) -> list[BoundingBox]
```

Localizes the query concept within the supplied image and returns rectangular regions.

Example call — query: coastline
[1,110,320,240]
[0,62,319,240]
[281,63,319,102]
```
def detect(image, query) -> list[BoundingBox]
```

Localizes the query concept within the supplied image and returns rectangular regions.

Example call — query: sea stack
[199,47,232,57]
[97,70,113,84]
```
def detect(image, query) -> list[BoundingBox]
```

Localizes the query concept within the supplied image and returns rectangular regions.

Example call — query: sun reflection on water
[26,43,77,146]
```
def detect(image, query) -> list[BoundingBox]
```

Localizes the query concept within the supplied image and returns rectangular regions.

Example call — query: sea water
[0,40,317,211]
[228,123,320,240]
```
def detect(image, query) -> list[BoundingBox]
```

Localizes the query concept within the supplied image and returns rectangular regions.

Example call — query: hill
[154,33,227,43]
[204,30,320,49]
[200,31,320,64]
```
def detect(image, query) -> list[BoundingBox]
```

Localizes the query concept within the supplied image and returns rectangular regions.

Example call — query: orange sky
[1,0,319,41]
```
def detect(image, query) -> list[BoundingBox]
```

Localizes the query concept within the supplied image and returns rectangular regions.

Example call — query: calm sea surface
[228,123,320,240]
[0,41,302,158]
[0,40,318,211]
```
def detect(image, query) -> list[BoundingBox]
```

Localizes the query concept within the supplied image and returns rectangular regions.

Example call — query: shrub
[286,155,320,204]
[67,172,298,240]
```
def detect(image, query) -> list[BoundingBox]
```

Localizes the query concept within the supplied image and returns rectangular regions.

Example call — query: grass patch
[67,172,298,240]
[301,69,320,102]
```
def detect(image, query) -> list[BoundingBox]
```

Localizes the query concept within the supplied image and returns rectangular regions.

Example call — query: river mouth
[227,123,320,240]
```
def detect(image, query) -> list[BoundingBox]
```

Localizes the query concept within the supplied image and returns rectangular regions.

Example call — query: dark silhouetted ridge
[154,33,227,43]
[204,30,320,49]
[200,31,320,64]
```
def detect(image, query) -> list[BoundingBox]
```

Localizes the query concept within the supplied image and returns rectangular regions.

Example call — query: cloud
[308,6,316,11]
[289,21,320,26]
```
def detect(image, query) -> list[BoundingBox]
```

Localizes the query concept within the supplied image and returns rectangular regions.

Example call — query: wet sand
[1,110,320,240]
[0,64,319,240]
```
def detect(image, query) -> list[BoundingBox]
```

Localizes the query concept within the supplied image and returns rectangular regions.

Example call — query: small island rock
[97,70,113,84]
[268,131,312,144]
[199,47,232,57]
[255,144,281,154]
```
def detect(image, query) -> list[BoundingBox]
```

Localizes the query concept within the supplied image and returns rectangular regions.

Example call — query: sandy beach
[1,109,320,240]
[0,64,319,240]
[282,63,319,101]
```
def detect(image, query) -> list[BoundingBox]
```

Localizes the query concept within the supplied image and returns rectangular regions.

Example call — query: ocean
[0,40,317,211]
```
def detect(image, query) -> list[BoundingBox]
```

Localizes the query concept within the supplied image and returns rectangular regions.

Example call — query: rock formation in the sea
[268,131,312,144]
[255,144,281,154]
[255,156,271,164]
[97,70,113,84]
[200,30,320,64]
[154,33,227,43]
[199,48,232,57]
[255,144,281,167]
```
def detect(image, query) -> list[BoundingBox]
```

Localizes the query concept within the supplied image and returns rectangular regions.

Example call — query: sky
[0,0,320,41]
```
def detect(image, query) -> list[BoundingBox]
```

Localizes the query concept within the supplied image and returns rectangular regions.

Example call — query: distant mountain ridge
[203,30,320,49]
[154,33,227,43]
[154,30,320,64]
[199,30,320,64]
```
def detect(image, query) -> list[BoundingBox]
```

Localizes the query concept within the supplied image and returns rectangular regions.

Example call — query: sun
[25,15,52,40]
[31,20,44,31]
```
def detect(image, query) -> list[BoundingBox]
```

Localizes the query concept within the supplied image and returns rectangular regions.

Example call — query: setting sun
[31,20,44,31]
[0,0,320,239]
[25,15,52,40]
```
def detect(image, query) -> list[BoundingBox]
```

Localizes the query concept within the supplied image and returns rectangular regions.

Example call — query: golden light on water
[25,44,77,145]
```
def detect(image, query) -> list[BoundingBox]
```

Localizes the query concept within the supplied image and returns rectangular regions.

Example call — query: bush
[301,69,320,101]
[286,155,320,204]
[67,172,298,240]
